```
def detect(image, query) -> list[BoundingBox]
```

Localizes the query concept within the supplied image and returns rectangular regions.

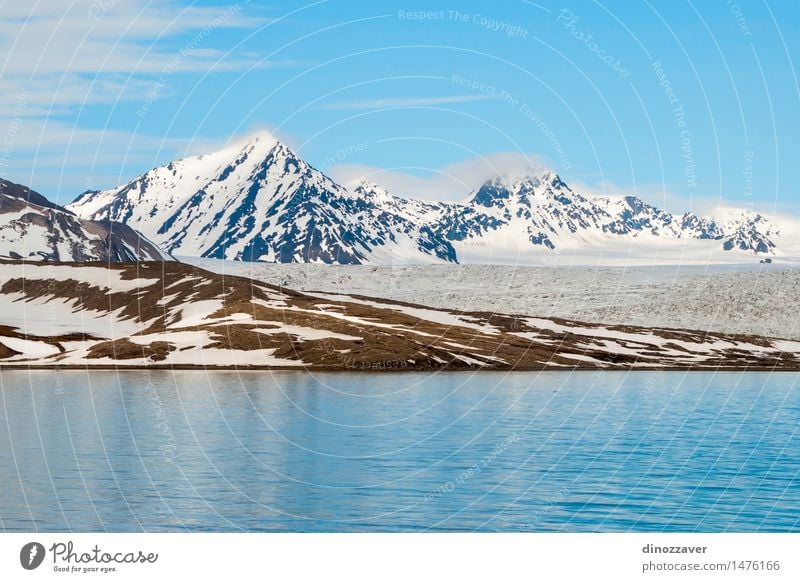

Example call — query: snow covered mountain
[69,133,456,264]
[67,133,798,265]
[0,179,170,262]
[442,172,797,263]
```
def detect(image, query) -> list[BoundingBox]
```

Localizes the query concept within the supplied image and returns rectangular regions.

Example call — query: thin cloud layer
[0,0,288,195]
[329,152,549,201]
[0,0,289,120]
[0,0,270,78]
[320,95,495,111]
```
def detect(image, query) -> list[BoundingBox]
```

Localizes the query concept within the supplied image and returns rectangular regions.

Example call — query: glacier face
[68,133,795,265]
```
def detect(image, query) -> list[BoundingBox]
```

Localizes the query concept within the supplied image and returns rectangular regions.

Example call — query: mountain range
[0,179,170,262]
[62,132,800,265]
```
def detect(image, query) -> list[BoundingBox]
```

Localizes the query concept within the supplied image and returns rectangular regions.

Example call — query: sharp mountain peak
[65,134,795,265]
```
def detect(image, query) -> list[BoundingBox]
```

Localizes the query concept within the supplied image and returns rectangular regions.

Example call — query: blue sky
[1,0,798,214]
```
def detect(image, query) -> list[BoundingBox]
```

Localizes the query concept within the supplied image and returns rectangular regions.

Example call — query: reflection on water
[0,370,798,532]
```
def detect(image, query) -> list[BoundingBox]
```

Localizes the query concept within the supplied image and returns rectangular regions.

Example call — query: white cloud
[540,177,800,219]
[568,178,736,216]
[0,75,159,118]
[320,95,495,111]
[0,0,296,196]
[181,126,302,158]
[0,118,194,199]
[0,0,288,119]
[328,152,549,201]
[327,152,796,219]
[0,0,271,76]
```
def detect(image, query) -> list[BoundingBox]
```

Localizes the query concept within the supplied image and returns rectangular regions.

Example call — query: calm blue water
[0,370,798,532]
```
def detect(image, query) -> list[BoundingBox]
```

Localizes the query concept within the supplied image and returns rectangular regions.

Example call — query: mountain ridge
[67,134,798,265]
[0,178,171,262]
